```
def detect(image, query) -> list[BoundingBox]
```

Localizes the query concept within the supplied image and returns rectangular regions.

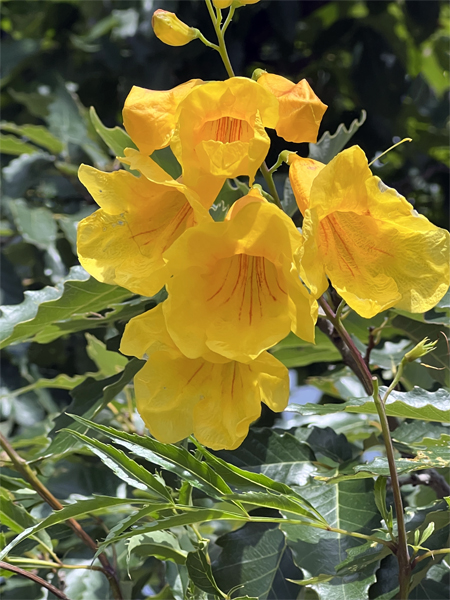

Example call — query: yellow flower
[77,155,210,297]
[152,9,198,47]
[170,77,279,195]
[122,79,203,157]
[120,304,289,450]
[289,146,450,318]
[162,189,317,363]
[256,72,327,143]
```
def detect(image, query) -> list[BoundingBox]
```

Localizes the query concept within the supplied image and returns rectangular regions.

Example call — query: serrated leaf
[291,425,354,464]
[0,265,133,348]
[210,179,247,222]
[283,478,382,599]
[391,421,449,445]
[409,562,450,599]
[191,440,324,523]
[270,329,341,367]
[186,547,225,597]
[212,522,302,600]
[69,415,233,499]
[127,531,187,567]
[288,386,450,422]
[228,491,322,523]
[0,491,53,554]
[0,496,151,560]
[2,152,54,198]
[309,110,367,164]
[85,333,128,377]
[65,429,172,500]
[0,122,63,153]
[101,508,248,546]
[216,428,317,488]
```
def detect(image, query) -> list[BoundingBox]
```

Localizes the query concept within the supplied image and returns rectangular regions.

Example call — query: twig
[0,561,70,600]
[398,470,450,499]
[0,432,123,600]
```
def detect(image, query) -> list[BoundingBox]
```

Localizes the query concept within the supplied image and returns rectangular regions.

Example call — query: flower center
[200,116,252,144]
[205,254,287,325]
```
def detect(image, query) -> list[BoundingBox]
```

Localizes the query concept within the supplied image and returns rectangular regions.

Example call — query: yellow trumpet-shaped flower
[77,156,210,297]
[289,146,450,318]
[170,77,279,195]
[120,304,289,450]
[152,9,198,47]
[256,72,327,143]
[162,189,317,363]
[213,0,260,8]
[122,79,203,157]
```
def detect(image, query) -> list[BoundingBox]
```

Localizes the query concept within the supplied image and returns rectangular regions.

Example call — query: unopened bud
[403,337,437,363]
[252,68,266,81]
[152,10,198,47]
[213,0,233,8]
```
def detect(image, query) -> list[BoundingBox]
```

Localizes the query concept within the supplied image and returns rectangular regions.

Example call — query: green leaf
[409,563,450,600]
[282,177,298,217]
[0,496,150,560]
[291,425,354,464]
[65,429,173,500]
[85,333,128,377]
[150,146,182,179]
[191,440,324,523]
[8,199,57,250]
[0,133,38,155]
[101,508,248,545]
[391,421,449,445]
[69,415,233,499]
[309,110,367,164]
[0,491,53,554]
[60,566,110,600]
[288,386,450,422]
[210,179,247,222]
[89,105,136,158]
[306,367,366,400]
[226,491,323,523]
[186,546,226,597]
[0,122,64,153]
[127,531,187,566]
[283,479,382,599]
[216,428,317,487]
[47,83,109,167]
[45,358,144,456]
[0,266,133,348]
[270,329,341,367]
[212,522,302,600]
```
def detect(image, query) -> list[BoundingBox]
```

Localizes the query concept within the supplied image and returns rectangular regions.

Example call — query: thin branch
[0,561,70,600]
[0,432,123,600]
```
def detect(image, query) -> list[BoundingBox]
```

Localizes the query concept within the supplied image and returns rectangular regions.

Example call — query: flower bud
[213,0,233,8]
[152,10,198,47]
[403,337,437,363]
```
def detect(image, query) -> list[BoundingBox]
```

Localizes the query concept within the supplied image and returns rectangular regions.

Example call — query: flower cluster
[77,5,449,450]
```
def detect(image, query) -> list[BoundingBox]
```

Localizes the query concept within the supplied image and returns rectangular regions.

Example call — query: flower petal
[258,73,327,143]
[77,164,209,296]
[122,79,203,155]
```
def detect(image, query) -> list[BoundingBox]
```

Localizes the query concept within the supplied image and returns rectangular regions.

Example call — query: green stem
[221,5,235,35]
[260,160,283,208]
[414,548,450,564]
[382,361,404,404]
[0,432,123,600]
[8,557,105,572]
[205,0,235,78]
[372,377,411,599]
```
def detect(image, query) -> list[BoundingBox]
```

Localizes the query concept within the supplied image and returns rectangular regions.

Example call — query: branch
[398,469,450,499]
[0,432,123,600]
[0,561,70,600]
